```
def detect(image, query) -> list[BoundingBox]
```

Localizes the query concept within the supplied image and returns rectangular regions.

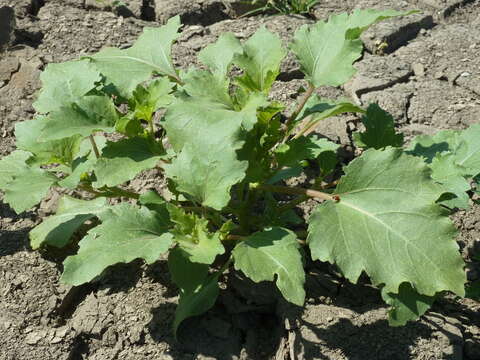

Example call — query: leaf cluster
[0,9,473,335]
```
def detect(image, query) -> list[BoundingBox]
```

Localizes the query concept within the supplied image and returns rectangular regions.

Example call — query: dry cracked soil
[1,0,480,359]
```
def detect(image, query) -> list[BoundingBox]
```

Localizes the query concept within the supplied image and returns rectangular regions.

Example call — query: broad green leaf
[89,17,181,97]
[168,247,210,297]
[0,150,57,213]
[353,103,403,149]
[430,153,471,209]
[33,60,101,113]
[407,129,460,163]
[382,283,435,326]
[290,9,412,87]
[408,125,480,206]
[276,135,339,169]
[307,148,466,297]
[3,166,57,213]
[164,97,263,209]
[131,77,175,121]
[15,117,83,166]
[232,227,305,305]
[455,123,480,176]
[30,196,108,249]
[93,137,164,187]
[234,26,286,93]
[0,150,32,188]
[198,32,242,77]
[168,247,220,336]
[61,203,173,285]
[168,205,225,264]
[40,96,118,141]
[174,274,219,336]
[166,142,247,210]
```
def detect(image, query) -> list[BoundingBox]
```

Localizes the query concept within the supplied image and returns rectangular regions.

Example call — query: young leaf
[234,26,286,93]
[61,203,173,285]
[381,283,435,326]
[232,227,305,305]
[290,9,412,87]
[307,148,466,297]
[89,16,181,96]
[0,150,57,213]
[33,60,101,114]
[267,166,303,185]
[131,77,175,121]
[353,103,403,149]
[58,136,107,189]
[297,95,364,123]
[198,32,242,78]
[276,135,339,169]
[115,115,144,137]
[93,137,164,187]
[168,247,220,336]
[294,95,364,136]
[30,196,108,249]
[168,205,225,264]
[40,95,118,141]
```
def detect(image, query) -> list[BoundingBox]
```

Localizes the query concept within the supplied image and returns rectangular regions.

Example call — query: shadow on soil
[0,228,30,256]
[0,203,33,256]
[298,315,462,360]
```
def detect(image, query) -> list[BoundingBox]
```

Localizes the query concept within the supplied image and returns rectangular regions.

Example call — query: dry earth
[1,0,480,359]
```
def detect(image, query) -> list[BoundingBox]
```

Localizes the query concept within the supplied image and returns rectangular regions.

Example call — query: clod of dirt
[355,0,435,54]
[345,53,413,103]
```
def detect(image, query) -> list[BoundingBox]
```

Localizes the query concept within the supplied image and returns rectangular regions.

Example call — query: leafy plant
[242,0,319,15]
[0,9,473,335]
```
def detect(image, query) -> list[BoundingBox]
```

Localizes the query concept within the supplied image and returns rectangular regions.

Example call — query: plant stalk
[89,135,101,159]
[256,184,338,202]
[282,83,315,143]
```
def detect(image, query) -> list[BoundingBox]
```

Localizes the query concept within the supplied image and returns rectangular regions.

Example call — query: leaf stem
[89,135,101,159]
[255,184,338,202]
[282,83,315,143]
[79,184,140,200]
[149,119,155,136]
[278,195,309,212]
[103,186,140,199]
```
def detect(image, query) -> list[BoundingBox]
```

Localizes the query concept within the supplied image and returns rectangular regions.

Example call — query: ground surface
[1,0,480,359]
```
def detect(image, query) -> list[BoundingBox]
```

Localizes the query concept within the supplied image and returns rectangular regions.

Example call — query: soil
[1,0,480,359]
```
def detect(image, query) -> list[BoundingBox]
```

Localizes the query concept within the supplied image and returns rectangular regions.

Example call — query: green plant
[243,0,319,15]
[0,9,474,335]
